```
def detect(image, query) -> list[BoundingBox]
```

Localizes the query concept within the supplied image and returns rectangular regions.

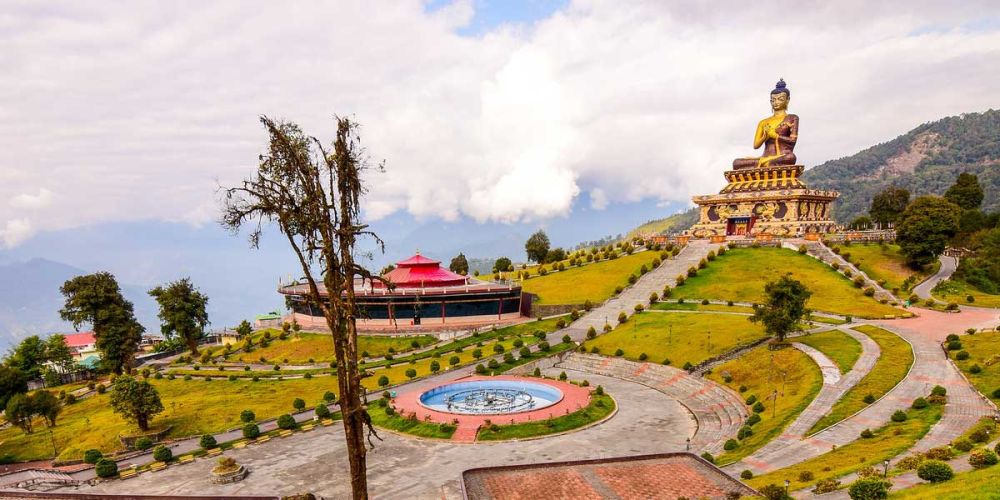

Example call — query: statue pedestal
[689,185,839,239]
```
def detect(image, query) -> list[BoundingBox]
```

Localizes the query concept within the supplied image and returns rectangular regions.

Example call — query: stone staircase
[559,240,725,343]
[556,353,746,454]
[0,468,79,490]
[792,240,898,304]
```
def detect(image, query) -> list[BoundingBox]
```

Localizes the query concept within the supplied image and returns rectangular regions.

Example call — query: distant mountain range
[803,109,1000,222]
[633,110,1000,235]
[0,258,159,350]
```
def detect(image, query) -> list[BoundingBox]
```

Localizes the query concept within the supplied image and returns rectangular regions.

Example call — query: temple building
[280,253,525,331]
[690,79,839,238]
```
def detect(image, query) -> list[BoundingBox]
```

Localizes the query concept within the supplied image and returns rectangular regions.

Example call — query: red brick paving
[596,462,727,499]
[483,469,602,500]
[391,375,592,442]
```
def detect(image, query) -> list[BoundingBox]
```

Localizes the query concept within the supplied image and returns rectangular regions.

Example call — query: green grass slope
[521,250,661,305]
[672,247,905,318]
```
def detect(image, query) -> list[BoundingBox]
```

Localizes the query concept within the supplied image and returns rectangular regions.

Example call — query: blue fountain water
[419,380,563,415]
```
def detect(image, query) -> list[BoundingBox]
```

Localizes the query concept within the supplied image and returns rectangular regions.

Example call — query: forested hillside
[803,110,1000,222]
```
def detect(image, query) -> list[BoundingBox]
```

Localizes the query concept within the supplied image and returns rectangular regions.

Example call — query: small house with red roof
[280,252,525,331]
[64,331,99,360]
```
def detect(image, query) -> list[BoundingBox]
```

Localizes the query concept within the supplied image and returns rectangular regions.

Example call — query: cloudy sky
[3,0,1000,249]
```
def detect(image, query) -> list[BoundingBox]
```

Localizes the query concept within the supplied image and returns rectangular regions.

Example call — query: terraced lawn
[225,332,435,364]
[891,457,1000,499]
[0,376,341,462]
[932,278,1000,308]
[707,345,824,464]
[951,331,1000,405]
[807,325,913,434]
[583,312,768,368]
[521,250,663,305]
[795,329,862,374]
[671,247,905,318]
[748,400,945,492]
[831,243,935,294]
[651,301,755,314]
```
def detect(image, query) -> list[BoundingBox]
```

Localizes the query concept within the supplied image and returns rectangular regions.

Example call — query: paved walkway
[556,353,746,454]
[726,327,880,475]
[562,240,724,342]
[69,369,696,499]
[727,308,997,475]
[913,255,958,301]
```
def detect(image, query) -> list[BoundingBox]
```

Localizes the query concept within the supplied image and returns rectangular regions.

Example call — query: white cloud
[0,218,35,248]
[9,188,53,209]
[1,1,1000,246]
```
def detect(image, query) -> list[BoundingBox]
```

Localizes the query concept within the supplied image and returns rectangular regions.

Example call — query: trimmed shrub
[595,385,604,396]
[95,458,118,478]
[752,401,765,413]
[315,404,331,419]
[952,438,974,452]
[199,434,217,449]
[860,429,874,439]
[83,449,103,464]
[614,348,624,356]
[757,484,792,500]
[847,477,890,499]
[931,385,947,397]
[638,353,648,361]
[917,460,953,482]
[746,413,761,426]
[969,364,982,374]
[475,364,487,374]
[969,448,999,469]
[740,469,753,479]
[812,478,841,494]
[891,410,907,422]
[293,398,306,411]
[700,452,714,464]
[558,371,567,381]
[586,326,597,339]
[911,397,928,409]
[798,471,814,482]
[745,394,758,405]
[955,350,970,360]
[243,423,260,439]
[723,439,738,451]
[863,394,876,404]
[277,414,296,430]
[135,437,153,451]
[152,445,172,462]
[539,341,551,351]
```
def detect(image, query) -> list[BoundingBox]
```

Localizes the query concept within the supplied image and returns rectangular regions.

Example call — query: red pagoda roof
[382,252,468,288]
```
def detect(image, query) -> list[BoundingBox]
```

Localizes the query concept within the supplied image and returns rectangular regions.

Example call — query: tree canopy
[869,186,910,225]
[149,278,210,356]
[944,172,985,210]
[448,253,469,275]
[525,230,550,263]
[493,257,512,273]
[749,275,812,342]
[6,336,48,379]
[59,272,144,374]
[109,376,163,431]
[896,196,961,268]
[0,365,28,410]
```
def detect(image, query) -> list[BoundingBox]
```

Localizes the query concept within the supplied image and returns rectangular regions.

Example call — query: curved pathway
[555,353,746,454]
[66,369,696,499]
[725,327,880,475]
[912,255,958,301]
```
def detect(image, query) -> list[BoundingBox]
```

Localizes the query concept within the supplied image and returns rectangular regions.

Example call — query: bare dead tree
[221,116,383,499]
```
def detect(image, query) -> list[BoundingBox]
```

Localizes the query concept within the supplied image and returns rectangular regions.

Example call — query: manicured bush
[96,384,106,394]
[518,347,530,358]
[152,444,172,462]
[924,446,954,461]
[945,333,960,342]
[745,394,758,405]
[812,478,841,494]
[277,414,296,430]
[595,385,604,396]
[860,429,874,439]
[95,458,118,478]
[891,410,907,422]
[740,469,753,479]
[555,318,566,329]
[746,413,761,426]
[558,371,567,381]
[487,359,500,369]
[613,348,624,357]
[955,350,970,360]
[83,449,103,464]
[293,398,306,411]
[539,341,551,351]
[723,439,738,451]
[700,452,714,464]
[199,434,217,449]
[952,438,974,452]
[502,353,515,363]
[969,364,982,374]
[931,385,947,397]
[315,404,331,419]
[757,484,792,499]
[683,361,694,371]
[970,428,990,443]
[847,477,890,499]
[638,353,648,361]
[242,423,260,439]
[135,437,153,451]
[863,394,876,404]
[968,448,999,469]
[475,364,487,374]
[798,471,814,482]
[916,460,953,482]
[737,426,753,440]
[240,409,256,423]
[752,401,765,413]
[405,368,417,379]
[911,397,928,409]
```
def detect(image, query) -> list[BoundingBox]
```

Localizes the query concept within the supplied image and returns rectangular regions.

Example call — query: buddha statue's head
[770,78,790,112]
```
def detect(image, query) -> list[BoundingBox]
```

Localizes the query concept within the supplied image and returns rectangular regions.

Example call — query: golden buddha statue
[733,79,798,169]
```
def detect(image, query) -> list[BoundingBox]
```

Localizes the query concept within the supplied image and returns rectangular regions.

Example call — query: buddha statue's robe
[733,113,799,169]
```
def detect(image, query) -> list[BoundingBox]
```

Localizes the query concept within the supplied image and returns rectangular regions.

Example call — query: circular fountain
[419,379,563,415]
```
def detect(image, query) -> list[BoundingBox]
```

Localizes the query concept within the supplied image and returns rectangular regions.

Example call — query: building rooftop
[461,452,756,500]
[63,331,96,348]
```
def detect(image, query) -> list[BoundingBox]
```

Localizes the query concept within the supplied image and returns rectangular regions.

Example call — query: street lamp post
[883,459,890,477]
[784,479,790,495]
[771,389,778,418]
[686,437,690,451]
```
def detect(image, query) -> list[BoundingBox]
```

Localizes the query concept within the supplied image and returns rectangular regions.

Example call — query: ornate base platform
[690,182,839,238]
